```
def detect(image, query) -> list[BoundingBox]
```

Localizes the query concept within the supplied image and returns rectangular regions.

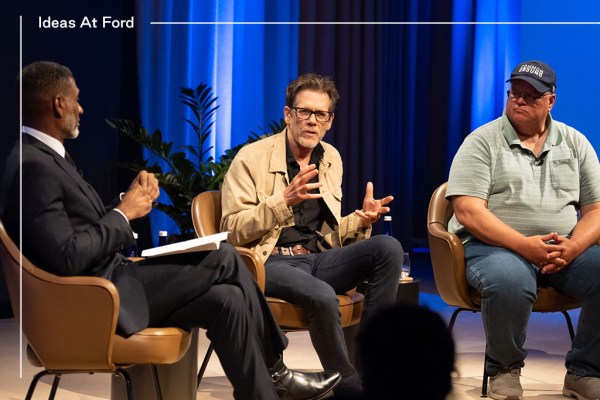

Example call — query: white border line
[19,15,23,379]
[151,21,600,25]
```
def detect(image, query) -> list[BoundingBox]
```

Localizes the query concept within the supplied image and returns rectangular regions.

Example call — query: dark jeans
[264,235,403,391]
[465,240,600,377]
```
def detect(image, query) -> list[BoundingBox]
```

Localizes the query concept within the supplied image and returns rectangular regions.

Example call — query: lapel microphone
[534,151,548,166]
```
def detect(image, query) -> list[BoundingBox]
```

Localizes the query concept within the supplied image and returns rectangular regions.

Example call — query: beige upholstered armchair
[0,219,191,400]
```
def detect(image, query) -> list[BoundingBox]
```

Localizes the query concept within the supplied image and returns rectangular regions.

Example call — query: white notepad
[141,232,229,258]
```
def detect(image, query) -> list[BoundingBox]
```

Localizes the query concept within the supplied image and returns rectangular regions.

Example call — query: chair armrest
[235,247,266,292]
[1,221,119,371]
[19,266,120,371]
[428,222,476,309]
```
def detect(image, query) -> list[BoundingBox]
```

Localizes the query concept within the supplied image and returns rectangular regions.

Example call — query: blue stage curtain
[468,1,520,130]
[134,0,519,247]
[297,0,446,247]
[447,1,520,167]
[135,0,298,242]
[298,0,519,247]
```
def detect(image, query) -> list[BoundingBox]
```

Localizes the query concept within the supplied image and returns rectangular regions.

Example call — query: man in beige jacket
[221,73,403,395]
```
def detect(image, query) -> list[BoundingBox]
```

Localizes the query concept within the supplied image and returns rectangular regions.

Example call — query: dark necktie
[65,151,103,211]
[65,151,84,178]
[64,152,76,168]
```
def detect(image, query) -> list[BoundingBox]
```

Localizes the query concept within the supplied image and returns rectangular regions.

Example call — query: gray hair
[285,73,339,112]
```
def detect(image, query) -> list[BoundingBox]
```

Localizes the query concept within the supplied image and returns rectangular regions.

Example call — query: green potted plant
[106,82,284,238]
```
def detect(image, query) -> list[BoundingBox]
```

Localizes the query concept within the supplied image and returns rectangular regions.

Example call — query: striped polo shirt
[446,113,600,243]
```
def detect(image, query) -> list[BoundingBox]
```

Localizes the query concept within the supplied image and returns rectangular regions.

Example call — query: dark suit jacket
[1,134,149,335]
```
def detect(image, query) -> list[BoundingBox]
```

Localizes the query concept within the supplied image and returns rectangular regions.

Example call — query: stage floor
[0,252,578,399]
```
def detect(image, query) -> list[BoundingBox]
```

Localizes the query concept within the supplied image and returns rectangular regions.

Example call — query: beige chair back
[0,218,192,398]
[427,182,478,310]
[0,219,119,371]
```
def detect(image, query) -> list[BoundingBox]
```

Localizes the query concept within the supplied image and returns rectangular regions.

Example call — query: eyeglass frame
[506,89,552,105]
[289,106,334,123]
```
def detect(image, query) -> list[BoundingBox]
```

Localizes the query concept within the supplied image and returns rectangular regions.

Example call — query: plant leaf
[106,86,284,237]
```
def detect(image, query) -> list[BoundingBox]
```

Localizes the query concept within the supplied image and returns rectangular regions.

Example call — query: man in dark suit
[0,60,340,400]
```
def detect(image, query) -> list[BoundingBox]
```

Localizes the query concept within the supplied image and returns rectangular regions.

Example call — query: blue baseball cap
[507,60,556,93]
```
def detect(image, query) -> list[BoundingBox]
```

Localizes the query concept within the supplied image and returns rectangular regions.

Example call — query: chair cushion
[267,292,364,330]
[112,327,192,365]
[533,286,581,312]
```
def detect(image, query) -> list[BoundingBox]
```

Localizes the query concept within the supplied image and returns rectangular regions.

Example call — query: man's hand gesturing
[354,182,394,227]
[284,164,323,207]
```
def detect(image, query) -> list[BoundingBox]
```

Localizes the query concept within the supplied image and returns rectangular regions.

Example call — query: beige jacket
[220,130,371,262]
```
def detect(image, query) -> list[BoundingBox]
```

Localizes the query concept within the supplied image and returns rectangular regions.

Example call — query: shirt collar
[502,112,561,149]
[22,126,66,158]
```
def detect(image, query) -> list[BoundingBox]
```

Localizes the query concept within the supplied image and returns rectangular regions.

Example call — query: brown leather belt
[271,245,311,256]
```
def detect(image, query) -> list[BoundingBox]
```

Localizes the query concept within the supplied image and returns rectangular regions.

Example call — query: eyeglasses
[290,107,333,123]
[506,90,551,105]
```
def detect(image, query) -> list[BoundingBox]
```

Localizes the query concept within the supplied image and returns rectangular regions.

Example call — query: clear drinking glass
[401,252,411,280]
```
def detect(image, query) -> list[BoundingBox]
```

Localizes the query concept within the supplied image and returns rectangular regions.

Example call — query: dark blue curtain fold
[136,0,299,243]
[132,0,519,248]
[298,0,453,248]
[297,0,518,248]
[3,0,595,319]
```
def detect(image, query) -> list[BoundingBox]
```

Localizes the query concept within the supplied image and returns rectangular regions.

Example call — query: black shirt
[276,135,327,252]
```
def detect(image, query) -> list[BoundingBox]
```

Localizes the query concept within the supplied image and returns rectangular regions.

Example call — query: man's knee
[367,234,404,271]
[215,242,239,261]
[210,243,250,275]
[211,284,246,312]
[370,234,403,253]
[469,257,536,302]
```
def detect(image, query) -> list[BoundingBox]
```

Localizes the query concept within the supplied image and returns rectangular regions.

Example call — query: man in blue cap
[446,60,600,400]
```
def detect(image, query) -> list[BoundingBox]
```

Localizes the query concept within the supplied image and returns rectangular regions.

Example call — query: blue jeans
[264,235,403,392]
[465,239,600,377]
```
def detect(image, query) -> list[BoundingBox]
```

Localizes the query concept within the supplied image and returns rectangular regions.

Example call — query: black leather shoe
[269,357,341,400]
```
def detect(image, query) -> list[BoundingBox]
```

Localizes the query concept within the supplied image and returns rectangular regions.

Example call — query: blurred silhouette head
[358,304,455,400]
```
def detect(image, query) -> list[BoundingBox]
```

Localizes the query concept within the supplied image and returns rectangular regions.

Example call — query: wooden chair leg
[197,343,214,388]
